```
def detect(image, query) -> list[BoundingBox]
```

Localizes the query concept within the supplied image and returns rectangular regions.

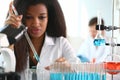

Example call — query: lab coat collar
[88,35,94,41]
[44,33,55,45]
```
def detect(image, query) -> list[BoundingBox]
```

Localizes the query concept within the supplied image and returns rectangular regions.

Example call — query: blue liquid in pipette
[93,39,105,46]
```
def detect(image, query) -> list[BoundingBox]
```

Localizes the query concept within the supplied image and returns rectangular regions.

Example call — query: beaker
[25,69,49,80]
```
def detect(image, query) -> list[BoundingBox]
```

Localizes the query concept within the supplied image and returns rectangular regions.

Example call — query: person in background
[5,0,80,80]
[77,17,110,63]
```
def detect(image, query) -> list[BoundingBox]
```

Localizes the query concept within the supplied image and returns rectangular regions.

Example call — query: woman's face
[25,3,48,38]
[89,24,104,38]
[89,25,97,38]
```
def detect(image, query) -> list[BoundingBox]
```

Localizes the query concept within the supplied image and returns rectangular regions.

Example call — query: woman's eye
[25,16,33,19]
[38,16,46,20]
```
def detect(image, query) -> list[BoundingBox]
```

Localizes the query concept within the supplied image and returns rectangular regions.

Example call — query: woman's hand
[45,57,71,71]
[5,2,23,28]
[55,57,66,62]
[55,57,70,67]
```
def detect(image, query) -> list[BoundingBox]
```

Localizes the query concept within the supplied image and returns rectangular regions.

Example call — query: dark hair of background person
[88,17,104,27]
[13,0,67,72]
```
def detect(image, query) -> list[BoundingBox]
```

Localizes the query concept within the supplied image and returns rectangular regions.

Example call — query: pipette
[12,4,40,62]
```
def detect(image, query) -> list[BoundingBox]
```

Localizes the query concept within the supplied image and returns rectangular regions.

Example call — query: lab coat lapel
[39,34,55,66]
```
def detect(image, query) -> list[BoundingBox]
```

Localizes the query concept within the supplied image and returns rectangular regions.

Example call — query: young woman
[5,0,80,79]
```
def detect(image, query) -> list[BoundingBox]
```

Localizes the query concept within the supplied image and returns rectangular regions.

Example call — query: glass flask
[94,12,106,46]
[104,54,120,75]
[25,69,49,80]
[93,31,106,46]
[104,37,120,75]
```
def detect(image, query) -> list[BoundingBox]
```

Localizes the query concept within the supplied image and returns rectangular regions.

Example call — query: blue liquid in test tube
[64,73,69,80]
[50,73,63,80]
[102,74,106,80]
[93,39,105,46]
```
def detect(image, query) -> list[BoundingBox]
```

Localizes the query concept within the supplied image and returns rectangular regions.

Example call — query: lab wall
[0,0,11,31]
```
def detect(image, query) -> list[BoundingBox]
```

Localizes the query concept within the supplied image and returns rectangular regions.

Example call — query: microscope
[0,24,27,80]
[0,33,15,73]
[0,24,27,72]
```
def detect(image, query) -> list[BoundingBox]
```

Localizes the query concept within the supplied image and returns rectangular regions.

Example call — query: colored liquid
[104,62,120,75]
[50,73,63,80]
[50,72,106,80]
[93,39,105,46]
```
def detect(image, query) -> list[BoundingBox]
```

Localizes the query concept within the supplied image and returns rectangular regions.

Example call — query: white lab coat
[38,34,80,66]
[77,35,111,63]
[19,34,80,80]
